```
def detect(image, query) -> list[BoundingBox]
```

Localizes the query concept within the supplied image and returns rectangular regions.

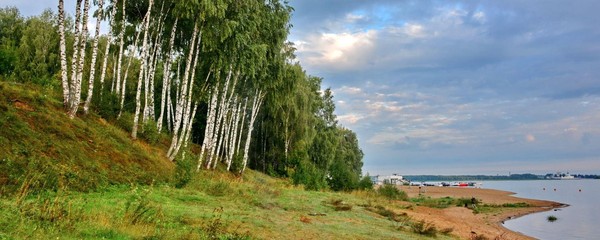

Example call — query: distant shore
[397,185,564,239]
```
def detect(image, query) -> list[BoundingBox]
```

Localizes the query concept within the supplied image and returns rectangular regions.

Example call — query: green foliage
[378,184,408,201]
[358,175,374,190]
[96,92,121,120]
[16,191,83,230]
[547,215,558,222]
[174,154,194,189]
[292,160,327,191]
[140,119,160,144]
[123,186,162,225]
[116,112,134,132]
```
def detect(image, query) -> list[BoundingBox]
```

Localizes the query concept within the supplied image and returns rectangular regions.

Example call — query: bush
[292,160,327,191]
[96,92,120,120]
[174,154,194,188]
[377,184,408,201]
[411,220,438,237]
[547,215,558,222]
[116,112,134,132]
[357,175,373,190]
[140,120,159,144]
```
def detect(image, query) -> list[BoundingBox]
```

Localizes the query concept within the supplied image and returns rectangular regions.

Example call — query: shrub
[174,154,194,188]
[116,112,134,132]
[377,184,408,201]
[123,186,162,224]
[411,220,437,237]
[140,120,159,144]
[206,180,231,197]
[547,215,558,222]
[96,92,120,120]
[357,175,374,190]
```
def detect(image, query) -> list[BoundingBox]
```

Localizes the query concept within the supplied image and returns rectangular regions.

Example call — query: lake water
[482,180,599,240]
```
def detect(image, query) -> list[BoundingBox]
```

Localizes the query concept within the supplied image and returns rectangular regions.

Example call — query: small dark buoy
[579,189,582,192]
[554,188,557,191]
[543,188,546,191]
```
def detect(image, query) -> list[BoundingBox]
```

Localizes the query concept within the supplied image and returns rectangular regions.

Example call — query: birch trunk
[117,24,142,118]
[99,0,117,96]
[167,22,198,159]
[226,100,242,171]
[83,0,105,114]
[131,0,153,139]
[115,0,126,95]
[69,0,91,119]
[237,97,248,153]
[157,18,178,132]
[207,69,232,169]
[69,0,82,109]
[58,0,69,108]
[169,28,202,161]
[198,80,219,170]
[241,90,265,174]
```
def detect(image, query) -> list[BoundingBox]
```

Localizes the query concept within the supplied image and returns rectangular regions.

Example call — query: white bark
[241,90,265,174]
[207,69,233,169]
[68,0,82,112]
[169,28,202,161]
[167,22,198,159]
[198,80,219,171]
[69,0,90,119]
[117,24,142,118]
[157,18,178,132]
[58,0,69,108]
[83,0,105,114]
[115,0,126,95]
[132,0,153,139]
[226,100,242,171]
[237,97,248,153]
[99,0,117,96]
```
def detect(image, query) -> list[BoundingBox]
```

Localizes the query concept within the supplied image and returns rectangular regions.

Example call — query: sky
[4,0,600,175]
[286,0,600,175]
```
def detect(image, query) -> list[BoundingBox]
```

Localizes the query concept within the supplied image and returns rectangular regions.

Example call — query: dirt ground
[396,186,564,240]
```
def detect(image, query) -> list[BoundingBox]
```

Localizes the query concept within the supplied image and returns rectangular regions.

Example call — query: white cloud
[298,30,377,70]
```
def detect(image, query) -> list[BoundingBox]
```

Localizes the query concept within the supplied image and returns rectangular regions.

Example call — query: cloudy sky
[287,0,600,175]
[5,0,600,175]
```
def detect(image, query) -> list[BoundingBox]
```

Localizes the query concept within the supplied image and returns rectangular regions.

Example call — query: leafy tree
[0,7,24,78]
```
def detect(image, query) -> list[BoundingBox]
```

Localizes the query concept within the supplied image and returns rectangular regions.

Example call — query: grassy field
[0,82,461,239]
[0,170,462,240]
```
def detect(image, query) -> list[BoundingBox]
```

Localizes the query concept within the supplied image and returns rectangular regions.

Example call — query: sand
[395,186,564,240]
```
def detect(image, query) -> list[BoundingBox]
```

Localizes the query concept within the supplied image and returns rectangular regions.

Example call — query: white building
[381,174,405,185]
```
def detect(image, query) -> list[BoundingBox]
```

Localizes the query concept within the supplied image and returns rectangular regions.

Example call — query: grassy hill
[0,82,457,239]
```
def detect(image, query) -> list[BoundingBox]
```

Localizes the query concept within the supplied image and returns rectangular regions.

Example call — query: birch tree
[57,0,69,108]
[83,0,105,114]
[132,0,154,139]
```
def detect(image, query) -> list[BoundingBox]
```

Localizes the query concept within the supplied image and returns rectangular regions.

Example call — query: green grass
[0,82,459,239]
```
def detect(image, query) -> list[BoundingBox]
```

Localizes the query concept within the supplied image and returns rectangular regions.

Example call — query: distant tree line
[0,1,366,191]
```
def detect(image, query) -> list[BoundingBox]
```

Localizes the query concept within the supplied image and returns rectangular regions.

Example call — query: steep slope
[0,82,173,194]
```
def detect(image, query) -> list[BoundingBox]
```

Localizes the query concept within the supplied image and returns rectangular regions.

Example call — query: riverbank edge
[397,185,566,239]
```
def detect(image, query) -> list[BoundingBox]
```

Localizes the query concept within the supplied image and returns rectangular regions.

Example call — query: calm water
[482,180,600,240]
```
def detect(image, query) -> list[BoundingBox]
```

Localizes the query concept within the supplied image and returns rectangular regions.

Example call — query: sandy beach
[396,186,564,240]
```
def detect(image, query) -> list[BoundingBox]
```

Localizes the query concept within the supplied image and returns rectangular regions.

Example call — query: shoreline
[396,185,565,239]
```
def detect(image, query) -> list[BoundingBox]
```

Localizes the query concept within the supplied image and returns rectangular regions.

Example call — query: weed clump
[411,220,438,237]
[547,215,558,222]
[377,184,408,201]
[123,186,163,225]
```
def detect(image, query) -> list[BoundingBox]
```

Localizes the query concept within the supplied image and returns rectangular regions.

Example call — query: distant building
[381,174,406,185]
